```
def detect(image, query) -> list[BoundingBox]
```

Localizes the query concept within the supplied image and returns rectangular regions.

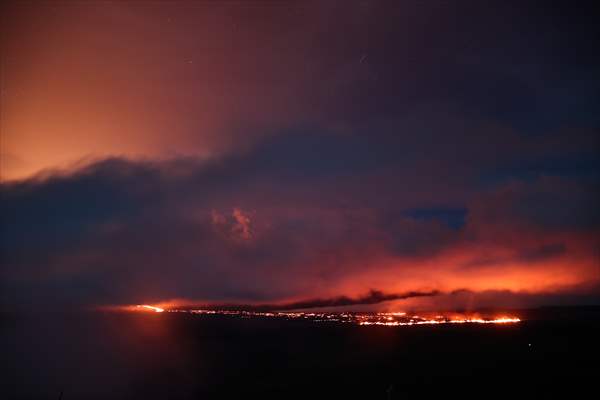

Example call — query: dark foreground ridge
[2,306,599,399]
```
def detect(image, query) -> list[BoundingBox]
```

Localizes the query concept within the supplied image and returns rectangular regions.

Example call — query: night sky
[1,1,599,312]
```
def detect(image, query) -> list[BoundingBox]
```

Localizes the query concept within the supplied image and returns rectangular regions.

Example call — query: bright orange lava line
[176,309,521,326]
[358,317,520,326]
[125,306,521,327]
[136,304,165,313]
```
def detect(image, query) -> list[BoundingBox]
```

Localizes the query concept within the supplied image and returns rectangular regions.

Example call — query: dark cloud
[1,1,599,311]
[1,125,599,311]
[402,284,600,312]
[461,243,568,270]
[467,176,600,233]
[196,289,443,312]
[518,243,568,263]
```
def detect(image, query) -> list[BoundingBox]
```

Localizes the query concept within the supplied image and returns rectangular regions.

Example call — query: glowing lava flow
[125,304,521,325]
[158,308,521,326]
[357,316,521,326]
[136,305,165,313]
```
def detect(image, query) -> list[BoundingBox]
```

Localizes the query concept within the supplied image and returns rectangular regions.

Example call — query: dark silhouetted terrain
[2,307,599,399]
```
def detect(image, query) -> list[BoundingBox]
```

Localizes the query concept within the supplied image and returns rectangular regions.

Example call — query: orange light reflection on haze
[136,305,165,313]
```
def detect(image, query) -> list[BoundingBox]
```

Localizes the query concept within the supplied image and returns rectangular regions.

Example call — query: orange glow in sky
[2,1,598,313]
[136,305,165,313]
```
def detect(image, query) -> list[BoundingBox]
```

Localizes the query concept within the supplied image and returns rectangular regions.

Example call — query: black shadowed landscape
[3,307,600,399]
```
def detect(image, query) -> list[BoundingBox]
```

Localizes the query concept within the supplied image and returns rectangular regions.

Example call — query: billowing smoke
[182,289,442,311]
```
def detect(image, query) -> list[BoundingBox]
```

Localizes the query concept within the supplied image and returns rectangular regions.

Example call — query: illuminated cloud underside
[1,2,598,312]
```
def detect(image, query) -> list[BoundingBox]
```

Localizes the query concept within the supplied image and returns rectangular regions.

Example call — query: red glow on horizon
[136,305,165,313]
[119,306,521,327]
